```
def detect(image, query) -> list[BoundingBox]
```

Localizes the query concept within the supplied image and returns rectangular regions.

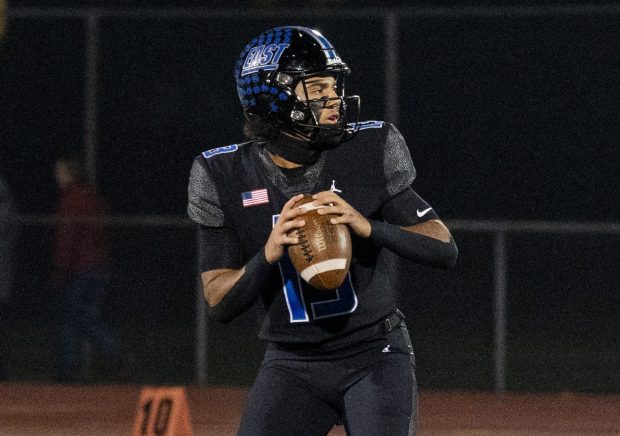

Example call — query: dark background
[1,2,618,392]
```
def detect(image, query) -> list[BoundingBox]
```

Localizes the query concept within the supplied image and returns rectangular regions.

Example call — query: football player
[188,26,458,436]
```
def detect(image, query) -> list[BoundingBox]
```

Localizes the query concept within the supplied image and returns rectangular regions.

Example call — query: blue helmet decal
[235,27,293,79]
[241,43,290,77]
[296,27,341,64]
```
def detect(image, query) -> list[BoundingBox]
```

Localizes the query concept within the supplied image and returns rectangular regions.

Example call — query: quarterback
[188,26,458,436]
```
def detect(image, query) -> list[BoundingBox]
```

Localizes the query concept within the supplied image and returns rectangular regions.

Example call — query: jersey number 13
[273,214,358,322]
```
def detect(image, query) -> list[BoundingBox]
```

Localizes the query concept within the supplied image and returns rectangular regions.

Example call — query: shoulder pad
[200,141,256,160]
[201,144,240,159]
[347,120,385,133]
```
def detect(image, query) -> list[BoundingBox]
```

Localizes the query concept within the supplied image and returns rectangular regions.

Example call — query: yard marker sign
[132,386,193,436]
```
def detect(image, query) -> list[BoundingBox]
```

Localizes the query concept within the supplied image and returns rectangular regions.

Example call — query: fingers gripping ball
[287,194,352,290]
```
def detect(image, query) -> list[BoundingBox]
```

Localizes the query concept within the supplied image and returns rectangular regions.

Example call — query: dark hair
[243,116,279,142]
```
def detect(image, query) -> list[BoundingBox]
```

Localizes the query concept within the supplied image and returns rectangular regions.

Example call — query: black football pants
[237,324,417,436]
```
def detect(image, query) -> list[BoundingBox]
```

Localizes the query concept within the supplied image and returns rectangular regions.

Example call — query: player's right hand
[264,193,307,265]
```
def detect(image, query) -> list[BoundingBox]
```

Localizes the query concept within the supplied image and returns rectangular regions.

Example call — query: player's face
[294,76,341,125]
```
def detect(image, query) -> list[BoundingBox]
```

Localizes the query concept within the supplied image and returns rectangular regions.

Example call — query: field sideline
[0,383,619,435]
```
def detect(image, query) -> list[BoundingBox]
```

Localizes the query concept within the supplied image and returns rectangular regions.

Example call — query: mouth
[325,113,340,124]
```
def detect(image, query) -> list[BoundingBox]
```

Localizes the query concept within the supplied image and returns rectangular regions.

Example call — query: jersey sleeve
[383,123,417,197]
[187,157,225,227]
[380,124,439,225]
[381,187,440,226]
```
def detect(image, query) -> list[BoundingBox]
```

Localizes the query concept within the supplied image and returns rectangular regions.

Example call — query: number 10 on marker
[132,387,193,436]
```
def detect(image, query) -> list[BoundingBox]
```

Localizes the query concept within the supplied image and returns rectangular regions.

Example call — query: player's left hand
[312,191,371,238]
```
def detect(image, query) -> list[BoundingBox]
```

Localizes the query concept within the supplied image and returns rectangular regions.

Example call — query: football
[287,194,352,290]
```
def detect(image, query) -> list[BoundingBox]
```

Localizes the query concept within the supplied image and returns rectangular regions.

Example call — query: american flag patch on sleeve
[241,189,269,207]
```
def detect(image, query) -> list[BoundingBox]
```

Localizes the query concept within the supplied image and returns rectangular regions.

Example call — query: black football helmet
[234,26,360,142]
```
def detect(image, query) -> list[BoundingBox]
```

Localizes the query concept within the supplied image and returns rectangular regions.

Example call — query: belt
[272,309,407,353]
[317,309,406,351]
[367,309,406,337]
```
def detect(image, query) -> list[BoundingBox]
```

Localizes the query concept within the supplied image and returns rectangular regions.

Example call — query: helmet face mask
[234,26,360,143]
[289,73,358,137]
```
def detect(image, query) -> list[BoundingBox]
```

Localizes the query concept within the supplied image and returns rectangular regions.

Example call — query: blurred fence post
[85,11,99,187]
[384,11,399,126]
[493,232,507,393]
[195,226,208,385]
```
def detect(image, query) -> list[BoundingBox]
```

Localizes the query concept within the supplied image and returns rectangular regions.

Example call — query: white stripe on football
[300,258,348,282]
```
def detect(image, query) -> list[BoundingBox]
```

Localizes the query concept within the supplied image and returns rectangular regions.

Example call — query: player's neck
[266,131,321,166]
[268,151,303,169]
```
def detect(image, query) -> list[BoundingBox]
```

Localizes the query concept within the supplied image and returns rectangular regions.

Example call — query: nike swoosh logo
[416,207,432,218]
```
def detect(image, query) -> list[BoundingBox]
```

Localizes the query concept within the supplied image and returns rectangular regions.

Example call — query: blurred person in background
[0,173,18,380]
[52,157,121,383]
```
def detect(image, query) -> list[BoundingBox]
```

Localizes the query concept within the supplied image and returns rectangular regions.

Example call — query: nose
[325,87,338,99]
[325,100,340,110]
[324,93,340,107]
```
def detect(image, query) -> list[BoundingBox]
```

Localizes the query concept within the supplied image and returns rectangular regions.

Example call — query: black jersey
[187,121,438,344]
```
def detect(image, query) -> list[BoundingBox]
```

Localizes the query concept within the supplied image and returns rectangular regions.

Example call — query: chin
[320,120,340,126]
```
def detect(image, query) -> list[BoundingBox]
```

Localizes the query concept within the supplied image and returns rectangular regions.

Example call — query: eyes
[306,83,337,97]
[295,78,338,100]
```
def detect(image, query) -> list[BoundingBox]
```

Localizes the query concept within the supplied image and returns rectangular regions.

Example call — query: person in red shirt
[52,157,120,383]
